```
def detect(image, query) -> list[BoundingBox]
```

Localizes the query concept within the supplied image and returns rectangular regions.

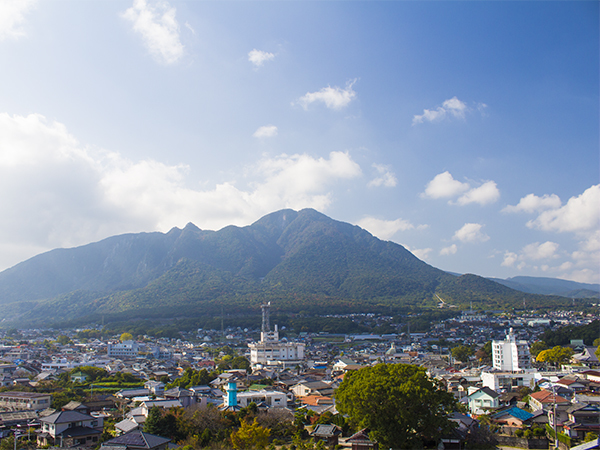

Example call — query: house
[291,381,334,398]
[310,424,342,447]
[344,428,378,450]
[491,406,534,428]
[466,387,500,415]
[37,410,103,448]
[100,430,170,450]
[562,403,600,440]
[528,390,570,411]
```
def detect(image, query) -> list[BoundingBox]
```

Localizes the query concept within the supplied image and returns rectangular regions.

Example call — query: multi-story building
[0,391,52,411]
[107,341,140,359]
[492,328,531,371]
[248,303,305,369]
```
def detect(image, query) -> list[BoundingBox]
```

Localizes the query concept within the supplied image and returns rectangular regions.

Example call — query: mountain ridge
[0,208,577,325]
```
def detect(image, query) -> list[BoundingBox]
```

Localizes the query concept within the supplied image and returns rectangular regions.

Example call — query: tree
[536,346,574,366]
[452,345,474,363]
[474,341,492,363]
[529,341,549,359]
[230,418,270,450]
[335,363,457,449]
[120,332,133,342]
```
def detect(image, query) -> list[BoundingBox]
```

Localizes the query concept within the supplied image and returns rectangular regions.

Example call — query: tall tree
[335,363,457,449]
[230,418,270,450]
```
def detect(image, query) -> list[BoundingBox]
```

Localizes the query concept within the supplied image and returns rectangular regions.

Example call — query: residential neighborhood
[0,306,597,449]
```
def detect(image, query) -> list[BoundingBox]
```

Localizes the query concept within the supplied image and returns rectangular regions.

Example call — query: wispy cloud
[412,97,487,125]
[121,0,184,65]
[356,216,417,240]
[295,79,357,110]
[253,125,278,138]
[248,49,275,67]
[0,0,37,41]
[368,163,397,188]
[421,171,499,206]
[440,244,458,256]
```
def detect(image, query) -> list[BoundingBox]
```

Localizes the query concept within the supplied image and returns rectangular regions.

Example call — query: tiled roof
[41,410,94,424]
[103,430,170,449]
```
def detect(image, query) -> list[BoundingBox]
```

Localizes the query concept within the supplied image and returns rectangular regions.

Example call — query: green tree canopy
[335,363,457,449]
[230,418,270,450]
[451,345,474,363]
[529,341,549,358]
[536,346,574,366]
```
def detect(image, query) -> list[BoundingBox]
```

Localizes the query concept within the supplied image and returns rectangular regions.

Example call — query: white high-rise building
[492,328,531,371]
[248,303,305,369]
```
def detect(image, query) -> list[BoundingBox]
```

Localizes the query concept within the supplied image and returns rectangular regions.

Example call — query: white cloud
[421,171,470,199]
[253,125,278,139]
[0,0,36,41]
[296,79,357,110]
[501,251,518,267]
[368,164,397,188]
[422,171,499,206]
[413,96,483,125]
[248,49,275,67]
[521,241,560,260]
[440,244,458,256]
[527,184,600,234]
[502,193,562,213]
[456,180,500,206]
[0,113,364,271]
[406,247,432,261]
[453,223,490,243]
[121,0,184,65]
[356,217,415,240]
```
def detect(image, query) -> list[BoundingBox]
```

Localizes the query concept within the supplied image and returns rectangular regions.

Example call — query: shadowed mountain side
[0,208,575,324]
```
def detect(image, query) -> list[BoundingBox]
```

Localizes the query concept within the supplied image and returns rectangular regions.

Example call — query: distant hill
[0,209,576,326]
[489,276,600,298]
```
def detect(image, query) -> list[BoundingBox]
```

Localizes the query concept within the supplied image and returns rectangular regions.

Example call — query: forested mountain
[489,276,600,298]
[0,208,575,326]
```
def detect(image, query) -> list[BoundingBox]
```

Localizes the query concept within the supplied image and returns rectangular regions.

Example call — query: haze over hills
[0,209,578,326]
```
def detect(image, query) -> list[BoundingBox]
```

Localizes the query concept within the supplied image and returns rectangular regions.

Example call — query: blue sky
[0,0,598,284]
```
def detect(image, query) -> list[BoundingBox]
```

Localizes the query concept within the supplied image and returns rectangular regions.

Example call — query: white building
[492,328,531,371]
[248,303,305,369]
[107,340,140,359]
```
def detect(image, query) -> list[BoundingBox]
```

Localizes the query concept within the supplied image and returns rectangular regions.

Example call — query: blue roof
[492,407,533,421]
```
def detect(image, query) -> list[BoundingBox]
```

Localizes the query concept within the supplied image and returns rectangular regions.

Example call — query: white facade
[227,390,288,408]
[248,303,305,369]
[481,370,536,392]
[248,325,305,368]
[492,328,531,371]
[107,340,140,359]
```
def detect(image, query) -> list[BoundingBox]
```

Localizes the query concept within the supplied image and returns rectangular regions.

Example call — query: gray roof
[103,430,171,449]
[41,410,94,424]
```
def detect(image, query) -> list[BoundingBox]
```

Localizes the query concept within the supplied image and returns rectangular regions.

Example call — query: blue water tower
[227,382,237,407]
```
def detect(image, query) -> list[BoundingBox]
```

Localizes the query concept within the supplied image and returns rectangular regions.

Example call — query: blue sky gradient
[0,0,598,283]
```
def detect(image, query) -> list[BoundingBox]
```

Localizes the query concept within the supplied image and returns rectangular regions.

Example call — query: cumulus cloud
[440,244,458,256]
[421,171,470,199]
[0,113,363,271]
[456,181,500,206]
[253,125,278,138]
[356,217,416,240]
[502,193,562,213]
[248,49,275,67]
[367,164,397,188]
[521,241,560,260]
[422,171,499,205]
[501,251,518,267]
[0,0,36,41]
[295,79,357,110]
[453,223,490,243]
[412,97,485,125]
[121,0,184,65]
[527,184,600,234]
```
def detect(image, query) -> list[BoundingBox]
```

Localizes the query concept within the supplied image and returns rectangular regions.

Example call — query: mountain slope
[0,208,575,324]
